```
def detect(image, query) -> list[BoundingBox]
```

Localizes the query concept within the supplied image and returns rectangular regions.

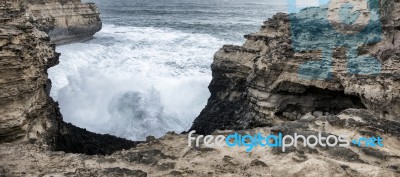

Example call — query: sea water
[48,0,311,140]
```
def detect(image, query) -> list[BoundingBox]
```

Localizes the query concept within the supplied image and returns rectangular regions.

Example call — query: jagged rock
[0,0,60,144]
[191,0,400,135]
[0,0,136,155]
[1,0,400,176]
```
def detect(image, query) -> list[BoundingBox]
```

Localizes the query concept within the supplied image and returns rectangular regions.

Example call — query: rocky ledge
[27,0,102,44]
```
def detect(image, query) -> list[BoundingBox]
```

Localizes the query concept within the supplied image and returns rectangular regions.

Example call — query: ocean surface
[48,0,313,140]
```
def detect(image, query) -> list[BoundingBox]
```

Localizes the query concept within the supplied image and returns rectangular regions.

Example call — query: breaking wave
[49,25,227,140]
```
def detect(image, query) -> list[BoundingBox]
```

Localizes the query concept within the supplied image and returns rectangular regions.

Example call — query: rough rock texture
[0,0,60,144]
[1,0,400,176]
[27,0,102,44]
[1,114,399,176]
[190,0,400,135]
[0,1,136,155]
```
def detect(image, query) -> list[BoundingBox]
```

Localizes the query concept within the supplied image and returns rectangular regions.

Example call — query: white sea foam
[48,0,317,140]
[49,25,227,140]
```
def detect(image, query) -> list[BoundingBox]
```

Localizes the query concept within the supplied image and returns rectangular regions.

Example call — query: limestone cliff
[190,0,400,135]
[27,0,102,44]
[0,0,136,155]
[0,1,60,144]
[1,0,400,176]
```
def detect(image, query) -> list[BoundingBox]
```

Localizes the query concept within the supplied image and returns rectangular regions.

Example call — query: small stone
[250,159,268,167]
[223,156,239,166]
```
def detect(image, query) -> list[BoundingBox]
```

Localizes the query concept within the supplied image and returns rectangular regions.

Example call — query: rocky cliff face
[0,0,135,155]
[27,0,102,44]
[1,0,400,176]
[0,1,60,144]
[191,0,400,135]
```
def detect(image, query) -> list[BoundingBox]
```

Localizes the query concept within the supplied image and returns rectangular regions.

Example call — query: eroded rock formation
[0,0,400,176]
[27,0,102,44]
[0,0,136,155]
[0,0,60,144]
[190,0,400,135]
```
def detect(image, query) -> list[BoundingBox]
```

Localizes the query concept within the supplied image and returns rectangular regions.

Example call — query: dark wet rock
[53,122,138,155]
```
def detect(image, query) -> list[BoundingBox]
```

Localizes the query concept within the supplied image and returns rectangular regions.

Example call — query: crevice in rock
[274,85,366,120]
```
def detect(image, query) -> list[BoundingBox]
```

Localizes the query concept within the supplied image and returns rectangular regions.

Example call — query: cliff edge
[0,0,400,176]
[191,0,400,135]
[0,0,136,155]
[27,0,102,44]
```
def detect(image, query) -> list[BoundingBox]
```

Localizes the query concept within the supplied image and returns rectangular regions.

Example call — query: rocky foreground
[1,109,400,176]
[1,0,400,176]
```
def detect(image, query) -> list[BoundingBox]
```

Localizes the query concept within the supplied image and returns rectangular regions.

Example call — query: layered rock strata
[0,1,136,155]
[191,0,400,135]
[27,0,102,44]
[0,0,400,176]
[0,0,60,144]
